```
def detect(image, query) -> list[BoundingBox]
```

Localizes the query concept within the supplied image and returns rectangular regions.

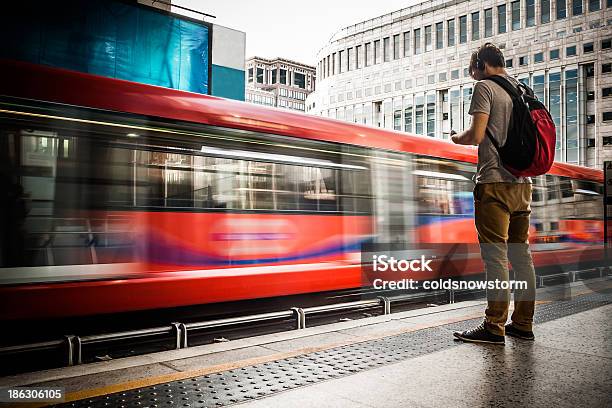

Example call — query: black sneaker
[505,324,535,340]
[453,323,505,345]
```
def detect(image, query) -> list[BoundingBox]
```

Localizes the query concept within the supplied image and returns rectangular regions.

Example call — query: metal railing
[2,267,609,369]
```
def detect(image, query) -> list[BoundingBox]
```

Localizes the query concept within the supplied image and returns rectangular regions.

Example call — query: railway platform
[2,278,611,408]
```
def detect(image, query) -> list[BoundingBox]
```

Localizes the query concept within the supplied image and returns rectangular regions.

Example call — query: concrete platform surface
[1,279,610,408]
[238,303,612,408]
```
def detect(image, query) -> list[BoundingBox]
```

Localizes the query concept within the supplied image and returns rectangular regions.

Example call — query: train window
[570,179,603,219]
[545,175,560,201]
[531,176,546,203]
[559,177,574,199]
[414,156,476,215]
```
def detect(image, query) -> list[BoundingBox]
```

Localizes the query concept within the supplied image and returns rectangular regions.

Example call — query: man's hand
[450,113,489,145]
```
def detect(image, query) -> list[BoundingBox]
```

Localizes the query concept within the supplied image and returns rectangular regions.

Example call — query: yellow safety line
[12,284,611,408]
[15,310,484,408]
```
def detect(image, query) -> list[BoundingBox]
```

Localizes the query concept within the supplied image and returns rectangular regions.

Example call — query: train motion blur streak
[0,60,605,320]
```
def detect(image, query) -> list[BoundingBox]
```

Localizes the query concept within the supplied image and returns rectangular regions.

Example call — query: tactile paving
[58,291,611,408]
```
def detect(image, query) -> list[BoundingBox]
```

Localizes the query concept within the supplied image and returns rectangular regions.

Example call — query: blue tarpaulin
[1,0,210,94]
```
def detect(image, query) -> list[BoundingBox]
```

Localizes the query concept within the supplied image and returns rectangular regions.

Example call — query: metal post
[171,323,184,350]
[179,323,188,348]
[64,335,75,366]
[377,296,391,315]
[291,307,306,330]
[447,289,455,304]
[74,336,82,365]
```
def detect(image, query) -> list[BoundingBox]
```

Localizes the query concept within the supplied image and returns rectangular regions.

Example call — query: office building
[308,0,612,168]
[246,57,316,111]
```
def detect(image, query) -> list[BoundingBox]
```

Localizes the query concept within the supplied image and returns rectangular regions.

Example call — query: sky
[173,0,421,66]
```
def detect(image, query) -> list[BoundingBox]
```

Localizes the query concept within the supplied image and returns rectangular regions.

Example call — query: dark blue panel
[0,0,209,94]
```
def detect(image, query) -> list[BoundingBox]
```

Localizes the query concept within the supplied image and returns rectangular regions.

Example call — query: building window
[414,28,422,54]
[526,0,536,26]
[356,45,362,69]
[280,68,287,84]
[584,42,594,53]
[447,19,455,46]
[604,137,612,146]
[506,58,513,68]
[550,49,560,59]
[394,109,402,131]
[471,12,480,40]
[256,67,264,83]
[566,45,577,56]
[519,56,528,66]
[602,38,611,49]
[565,69,579,163]
[484,8,493,37]
[451,69,459,79]
[439,72,447,82]
[415,95,424,135]
[347,48,353,71]
[557,0,567,19]
[426,93,436,137]
[338,50,344,73]
[585,64,595,77]
[541,0,551,23]
[533,74,545,101]
[604,112,612,121]
[383,37,390,62]
[248,68,253,83]
[603,87,612,98]
[404,106,413,133]
[428,74,435,85]
[425,25,432,52]
[549,72,562,160]
[374,40,381,64]
[603,63,612,73]
[587,90,595,100]
[272,69,277,83]
[393,34,400,59]
[587,114,595,124]
[589,0,601,11]
[572,0,583,15]
[331,53,336,75]
[463,87,472,129]
[436,22,443,49]
[459,15,468,43]
[511,1,521,30]
[365,43,372,67]
[498,5,507,33]
[403,32,410,56]
[294,72,305,89]
[534,52,544,63]
[450,89,461,131]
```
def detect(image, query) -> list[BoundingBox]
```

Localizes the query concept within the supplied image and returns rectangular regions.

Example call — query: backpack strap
[483,75,520,99]
[481,75,520,150]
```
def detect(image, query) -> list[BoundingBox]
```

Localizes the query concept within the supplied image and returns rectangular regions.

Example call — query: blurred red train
[0,60,605,320]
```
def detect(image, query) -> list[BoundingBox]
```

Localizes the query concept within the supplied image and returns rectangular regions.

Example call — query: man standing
[451,43,536,345]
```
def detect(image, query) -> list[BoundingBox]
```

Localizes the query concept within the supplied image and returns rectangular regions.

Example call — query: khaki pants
[474,183,536,336]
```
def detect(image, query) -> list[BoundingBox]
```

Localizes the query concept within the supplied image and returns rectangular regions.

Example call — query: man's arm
[451,112,489,145]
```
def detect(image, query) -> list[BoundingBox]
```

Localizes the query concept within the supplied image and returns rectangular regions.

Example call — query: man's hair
[469,43,505,76]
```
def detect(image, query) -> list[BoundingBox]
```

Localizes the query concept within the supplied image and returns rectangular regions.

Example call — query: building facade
[246,57,316,111]
[307,0,612,169]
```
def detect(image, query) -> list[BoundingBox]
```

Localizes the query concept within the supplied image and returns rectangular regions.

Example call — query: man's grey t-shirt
[468,74,530,184]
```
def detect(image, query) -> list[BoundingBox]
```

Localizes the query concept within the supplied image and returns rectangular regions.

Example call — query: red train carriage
[0,60,605,320]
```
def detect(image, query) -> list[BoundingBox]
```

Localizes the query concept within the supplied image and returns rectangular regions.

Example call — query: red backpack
[483,75,556,178]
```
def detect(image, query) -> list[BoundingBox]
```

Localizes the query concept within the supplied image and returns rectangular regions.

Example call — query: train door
[370,150,415,244]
